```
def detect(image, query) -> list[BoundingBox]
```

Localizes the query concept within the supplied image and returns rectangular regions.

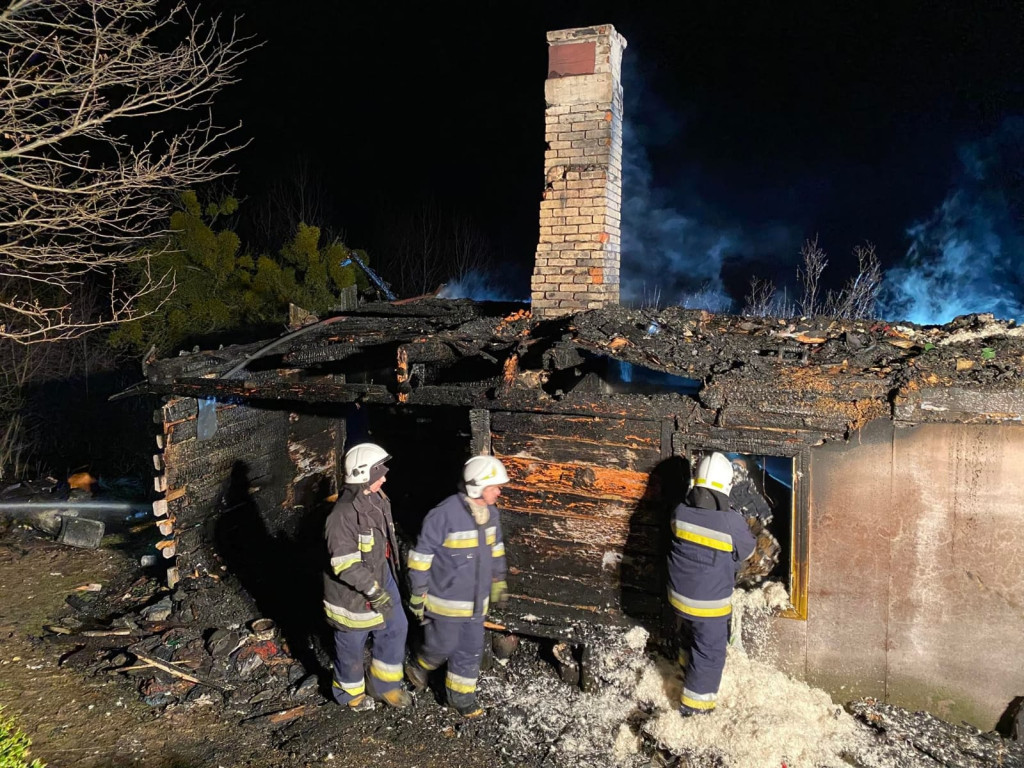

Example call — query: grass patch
[0,707,43,768]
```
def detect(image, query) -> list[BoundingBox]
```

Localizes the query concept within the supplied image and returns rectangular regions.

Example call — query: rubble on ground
[26,558,1024,768]
[47,573,321,718]
[848,699,1024,768]
[0,474,150,550]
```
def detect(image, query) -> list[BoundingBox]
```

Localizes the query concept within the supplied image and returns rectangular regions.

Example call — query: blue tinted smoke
[880,118,1024,324]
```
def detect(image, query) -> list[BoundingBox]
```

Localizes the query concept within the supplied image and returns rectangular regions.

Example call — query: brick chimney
[531,25,627,319]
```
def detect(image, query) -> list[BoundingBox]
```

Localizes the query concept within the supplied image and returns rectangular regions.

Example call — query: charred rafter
[147,302,1024,437]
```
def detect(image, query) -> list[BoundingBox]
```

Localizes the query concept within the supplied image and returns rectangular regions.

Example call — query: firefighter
[668,452,755,717]
[323,443,411,711]
[404,455,509,718]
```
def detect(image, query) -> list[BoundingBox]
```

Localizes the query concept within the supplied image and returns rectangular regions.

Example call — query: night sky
[210,1,1024,322]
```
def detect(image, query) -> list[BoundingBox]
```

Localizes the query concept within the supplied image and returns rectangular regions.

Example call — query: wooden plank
[506,538,663,595]
[500,486,641,522]
[502,510,666,574]
[164,402,283,446]
[499,455,648,502]
[164,412,287,461]
[490,411,660,449]
[492,432,661,473]
[166,449,281,490]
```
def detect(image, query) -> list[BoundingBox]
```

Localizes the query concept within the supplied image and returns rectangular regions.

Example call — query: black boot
[405,661,429,692]
[448,689,484,718]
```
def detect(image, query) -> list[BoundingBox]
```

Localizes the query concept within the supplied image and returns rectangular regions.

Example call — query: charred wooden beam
[894,385,1024,424]
[501,455,649,503]
[152,377,392,404]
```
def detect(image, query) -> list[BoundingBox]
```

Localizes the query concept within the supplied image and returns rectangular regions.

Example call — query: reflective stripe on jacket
[407,493,506,620]
[323,485,400,631]
[667,503,755,620]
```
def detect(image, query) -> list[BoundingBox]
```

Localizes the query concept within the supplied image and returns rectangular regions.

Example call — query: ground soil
[0,524,505,768]
[6,520,1019,768]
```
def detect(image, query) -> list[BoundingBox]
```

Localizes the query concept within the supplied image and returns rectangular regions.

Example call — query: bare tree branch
[797,235,827,317]
[743,276,777,317]
[823,242,881,320]
[0,0,253,342]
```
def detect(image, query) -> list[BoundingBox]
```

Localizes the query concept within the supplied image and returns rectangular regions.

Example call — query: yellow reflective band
[677,649,689,666]
[492,543,505,557]
[443,531,479,548]
[408,550,434,571]
[485,526,497,545]
[667,590,732,618]
[334,678,366,695]
[371,659,404,682]
[331,552,361,574]
[358,533,374,553]
[672,521,733,552]
[446,671,478,694]
[417,656,439,671]
[408,593,425,606]
[323,601,384,629]
[425,594,474,617]
[677,530,732,552]
[681,695,717,710]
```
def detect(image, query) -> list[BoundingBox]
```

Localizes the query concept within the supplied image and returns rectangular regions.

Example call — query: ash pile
[481,623,653,767]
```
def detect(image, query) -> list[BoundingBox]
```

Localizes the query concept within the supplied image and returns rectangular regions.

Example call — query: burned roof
[146,300,1024,444]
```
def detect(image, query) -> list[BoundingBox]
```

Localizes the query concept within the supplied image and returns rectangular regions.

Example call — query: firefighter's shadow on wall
[214,460,330,675]
[620,455,691,644]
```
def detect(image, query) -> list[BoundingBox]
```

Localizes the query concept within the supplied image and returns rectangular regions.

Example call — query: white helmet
[463,455,509,498]
[693,452,734,496]
[344,443,390,485]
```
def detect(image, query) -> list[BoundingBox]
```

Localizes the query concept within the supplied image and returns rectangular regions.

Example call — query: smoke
[880,118,1024,325]
[438,270,527,302]
[620,65,800,310]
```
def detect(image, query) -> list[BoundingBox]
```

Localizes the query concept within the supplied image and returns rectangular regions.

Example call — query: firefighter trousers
[331,572,408,705]
[676,615,730,714]
[415,616,485,709]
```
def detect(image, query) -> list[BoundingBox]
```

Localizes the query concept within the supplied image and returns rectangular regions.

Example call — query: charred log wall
[154,397,340,588]
[490,411,676,634]
[769,417,1024,729]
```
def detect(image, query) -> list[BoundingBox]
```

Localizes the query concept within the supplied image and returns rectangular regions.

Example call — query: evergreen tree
[111,191,364,354]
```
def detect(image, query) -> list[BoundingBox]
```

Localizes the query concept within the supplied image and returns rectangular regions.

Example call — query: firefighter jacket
[407,493,507,621]
[667,503,756,620]
[322,485,401,631]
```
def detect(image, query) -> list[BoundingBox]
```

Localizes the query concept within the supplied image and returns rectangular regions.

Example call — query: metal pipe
[0,501,150,514]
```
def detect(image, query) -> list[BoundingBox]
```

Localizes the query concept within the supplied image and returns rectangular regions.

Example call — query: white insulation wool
[635,585,864,768]
[639,646,860,768]
[485,582,883,768]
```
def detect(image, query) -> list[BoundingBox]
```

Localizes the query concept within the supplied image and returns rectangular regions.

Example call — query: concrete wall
[772,418,1024,728]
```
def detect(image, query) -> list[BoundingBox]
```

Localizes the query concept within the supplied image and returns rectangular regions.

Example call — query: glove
[365,583,393,619]
[490,580,508,606]
[408,592,426,622]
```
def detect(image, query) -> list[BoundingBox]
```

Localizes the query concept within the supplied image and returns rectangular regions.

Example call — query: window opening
[691,448,808,619]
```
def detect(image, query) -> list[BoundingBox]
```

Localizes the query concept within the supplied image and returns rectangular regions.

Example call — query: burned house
[143,24,1024,730]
